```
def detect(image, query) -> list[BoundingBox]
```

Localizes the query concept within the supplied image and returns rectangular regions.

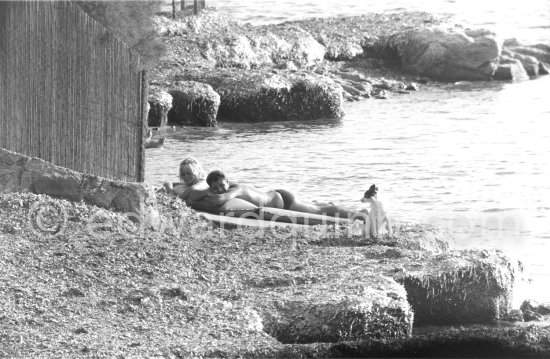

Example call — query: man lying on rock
[185,170,361,219]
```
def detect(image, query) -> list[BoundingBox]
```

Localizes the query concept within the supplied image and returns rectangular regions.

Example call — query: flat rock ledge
[0,148,158,225]
[395,249,518,325]
[256,274,413,344]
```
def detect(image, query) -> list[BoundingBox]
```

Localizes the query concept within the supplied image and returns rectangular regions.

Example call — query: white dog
[361,184,393,238]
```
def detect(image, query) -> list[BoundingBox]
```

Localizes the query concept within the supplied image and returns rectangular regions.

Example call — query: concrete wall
[0,148,158,225]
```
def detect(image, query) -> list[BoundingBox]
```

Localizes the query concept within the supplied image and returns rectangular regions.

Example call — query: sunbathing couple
[164,158,360,218]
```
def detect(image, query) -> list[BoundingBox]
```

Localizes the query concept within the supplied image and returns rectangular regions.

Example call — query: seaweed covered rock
[178,69,345,122]
[257,273,413,343]
[385,28,501,81]
[395,249,519,325]
[215,71,344,122]
[167,81,220,126]
[147,90,173,127]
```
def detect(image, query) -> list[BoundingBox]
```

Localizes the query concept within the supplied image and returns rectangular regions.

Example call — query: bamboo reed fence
[0,1,147,182]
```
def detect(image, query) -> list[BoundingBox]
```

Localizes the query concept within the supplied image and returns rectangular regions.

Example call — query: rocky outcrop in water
[395,249,517,325]
[167,81,220,126]
[149,10,549,126]
[500,41,550,79]
[147,90,173,127]
[383,28,501,81]
[175,69,345,122]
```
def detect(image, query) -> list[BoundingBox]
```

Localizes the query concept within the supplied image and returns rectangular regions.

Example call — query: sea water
[148,0,550,303]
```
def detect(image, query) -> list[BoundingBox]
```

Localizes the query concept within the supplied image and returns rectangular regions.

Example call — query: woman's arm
[163,181,185,194]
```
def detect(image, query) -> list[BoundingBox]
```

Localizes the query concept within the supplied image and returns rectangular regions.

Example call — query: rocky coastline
[2,8,550,359]
[147,9,549,127]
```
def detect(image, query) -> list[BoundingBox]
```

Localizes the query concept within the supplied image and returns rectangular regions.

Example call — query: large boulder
[505,44,550,64]
[167,81,220,126]
[215,71,345,122]
[147,90,173,127]
[394,249,519,325]
[385,28,502,81]
[0,148,159,226]
[501,50,541,77]
[501,44,550,78]
[256,273,413,343]
[493,57,530,81]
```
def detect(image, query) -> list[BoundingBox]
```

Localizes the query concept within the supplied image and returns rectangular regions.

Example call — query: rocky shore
[2,8,550,359]
[147,9,550,127]
[1,192,550,358]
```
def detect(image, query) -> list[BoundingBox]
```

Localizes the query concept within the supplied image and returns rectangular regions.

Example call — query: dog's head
[361,184,378,202]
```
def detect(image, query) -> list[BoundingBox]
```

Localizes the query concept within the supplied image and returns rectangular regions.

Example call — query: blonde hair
[179,157,205,183]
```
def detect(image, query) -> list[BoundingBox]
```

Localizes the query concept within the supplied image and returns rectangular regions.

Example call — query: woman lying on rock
[185,170,362,219]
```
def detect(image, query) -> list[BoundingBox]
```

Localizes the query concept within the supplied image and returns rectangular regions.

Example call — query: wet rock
[501,50,541,77]
[520,299,538,312]
[336,71,369,82]
[405,82,419,91]
[505,44,550,64]
[523,310,544,322]
[520,300,550,315]
[168,81,220,127]
[537,303,550,315]
[539,61,550,75]
[341,84,362,97]
[394,249,519,325]
[385,28,501,81]
[203,71,345,122]
[501,309,524,322]
[493,58,530,81]
[147,90,173,127]
[353,82,373,93]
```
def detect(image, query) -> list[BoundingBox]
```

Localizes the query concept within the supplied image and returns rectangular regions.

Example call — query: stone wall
[0,148,158,226]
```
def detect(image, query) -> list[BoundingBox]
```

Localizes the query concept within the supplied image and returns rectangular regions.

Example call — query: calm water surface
[149,1,550,303]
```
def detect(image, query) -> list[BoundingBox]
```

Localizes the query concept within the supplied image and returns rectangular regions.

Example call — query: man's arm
[186,185,243,209]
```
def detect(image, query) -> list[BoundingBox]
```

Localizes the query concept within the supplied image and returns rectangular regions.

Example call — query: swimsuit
[275,189,295,210]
